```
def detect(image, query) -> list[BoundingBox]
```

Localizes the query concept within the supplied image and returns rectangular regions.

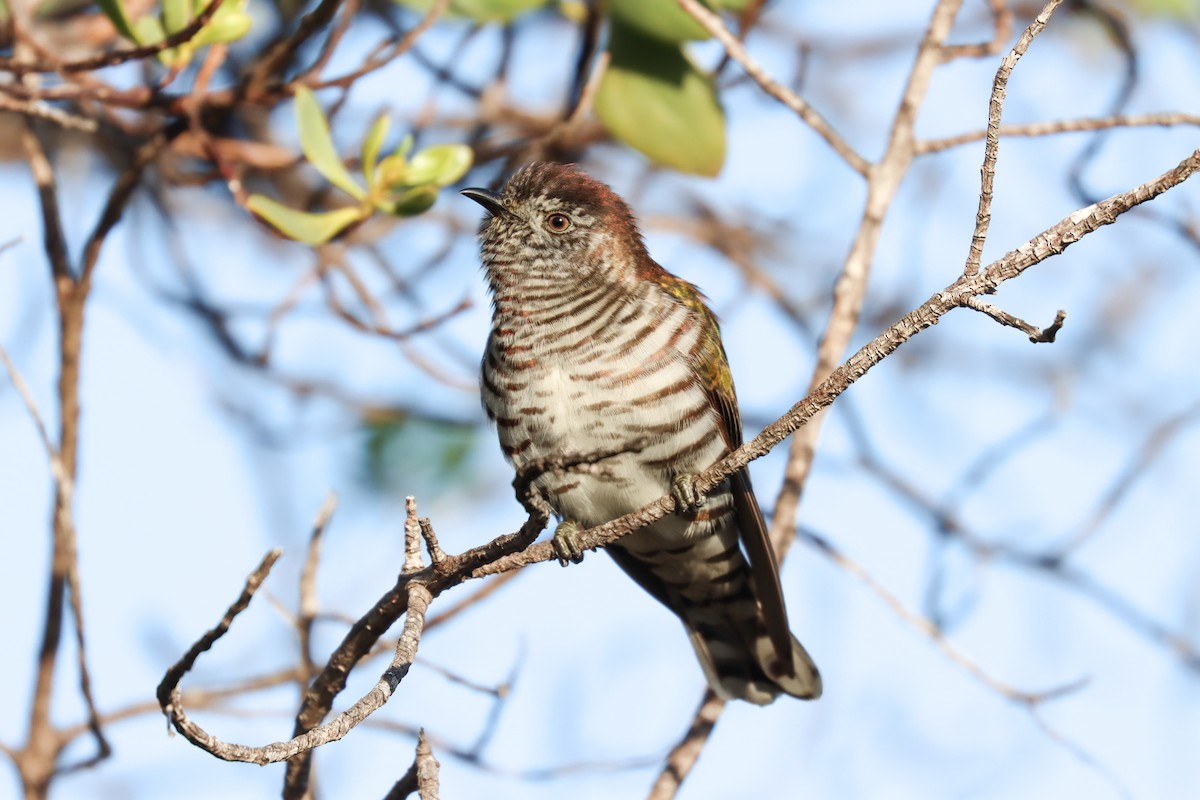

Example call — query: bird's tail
[681,596,822,705]
[610,528,821,705]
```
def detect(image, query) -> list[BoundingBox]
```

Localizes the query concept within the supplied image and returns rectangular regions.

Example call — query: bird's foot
[551,520,586,567]
[671,474,706,512]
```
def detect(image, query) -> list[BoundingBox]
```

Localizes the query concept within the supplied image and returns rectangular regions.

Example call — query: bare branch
[245,0,344,97]
[644,691,725,800]
[404,496,424,574]
[0,0,223,75]
[964,297,1067,342]
[161,554,435,766]
[918,112,1200,155]
[0,96,97,130]
[19,120,70,280]
[0,343,54,455]
[157,550,284,714]
[939,0,1012,61]
[281,508,549,799]
[81,127,177,285]
[384,729,441,800]
[154,133,1196,800]
[415,729,441,800]
[676,0,870,176]
[769,0,970,578]
[801,527,1083,705]
[964,0,1064,277]
[419,519,447,568]
[299,493,338,675]
[309,0,452,90]
[1051,400,1200,556]
[423,571,520,632]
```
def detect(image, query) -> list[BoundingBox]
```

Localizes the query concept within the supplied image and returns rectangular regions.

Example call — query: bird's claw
[671,474,706,511]
[552,520,586,567]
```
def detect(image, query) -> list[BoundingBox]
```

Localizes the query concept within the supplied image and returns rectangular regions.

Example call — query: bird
[461,163,821,704]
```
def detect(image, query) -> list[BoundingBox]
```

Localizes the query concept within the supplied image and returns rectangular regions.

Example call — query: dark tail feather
[683,598,822,705]
[607,498,822,704]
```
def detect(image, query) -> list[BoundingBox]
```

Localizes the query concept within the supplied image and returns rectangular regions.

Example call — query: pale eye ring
[545,213,572,233]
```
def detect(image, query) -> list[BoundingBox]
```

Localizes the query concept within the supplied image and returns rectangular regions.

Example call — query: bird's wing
[667,276,796,672]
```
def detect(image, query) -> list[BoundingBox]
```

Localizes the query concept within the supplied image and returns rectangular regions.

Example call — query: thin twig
[384,728,441,800]
[0,96,97,130]
[939,0,1012,61]
[964,297,1067,342]
[644,691,725,800]
[245,0,344,97]
[419,519,447,567]
[0,343,54,454]
[296,0,362,82]
[424,571,521,631]
[308,0,452,90]
[415,729,441,800]
[800,527,1084,704]
[964,0,1064,277]
[768,0,968,579]
[157,550,284,715]
[676,0,869,176]
[160,557,435,766]
[19,120,70,279]
[918,112,1200,154]
[0,0,223,75]
[404,497,424,574]
[1051,400,1200,555]
[299,493,339,675]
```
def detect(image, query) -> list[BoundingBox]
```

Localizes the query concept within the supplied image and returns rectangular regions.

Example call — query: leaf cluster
[247,88,473,245]
[99,0,252,69]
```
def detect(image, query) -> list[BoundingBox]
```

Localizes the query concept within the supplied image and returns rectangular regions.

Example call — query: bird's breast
[483,293,727,531]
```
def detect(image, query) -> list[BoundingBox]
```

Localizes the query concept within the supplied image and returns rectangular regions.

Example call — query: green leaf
[97,0,141,42]
[607,0,711,42]
[361,412,479,496]
[194,5,253,45]
[294,87,367,201]
[132,14,165,45]
[376,153,409,189]
[595,22,726,176]
[453,0,546,21]
[405,143,473,187]
[361,115,391,187]
[247,195,367,244]
[393,0,546,23]
[557,0,587,24]
[162,0,192,34]
[1127,0,1200,16]
[377,185,440,216]
[396,134,415,160]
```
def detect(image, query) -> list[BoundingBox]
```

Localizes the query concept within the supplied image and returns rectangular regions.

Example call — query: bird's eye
[545,213,572,233]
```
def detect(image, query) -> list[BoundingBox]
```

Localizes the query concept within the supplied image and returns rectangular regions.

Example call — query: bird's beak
[460,187,508,217]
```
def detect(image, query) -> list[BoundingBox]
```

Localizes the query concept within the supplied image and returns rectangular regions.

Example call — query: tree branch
[676,0,869,176]
[0,0,223,75]
[964,0,1064,277]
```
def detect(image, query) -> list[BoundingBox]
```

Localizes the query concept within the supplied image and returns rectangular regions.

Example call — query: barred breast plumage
[464,162,821,704]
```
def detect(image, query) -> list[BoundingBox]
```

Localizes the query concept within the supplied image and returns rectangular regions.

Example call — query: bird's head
[461,162,650,286]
